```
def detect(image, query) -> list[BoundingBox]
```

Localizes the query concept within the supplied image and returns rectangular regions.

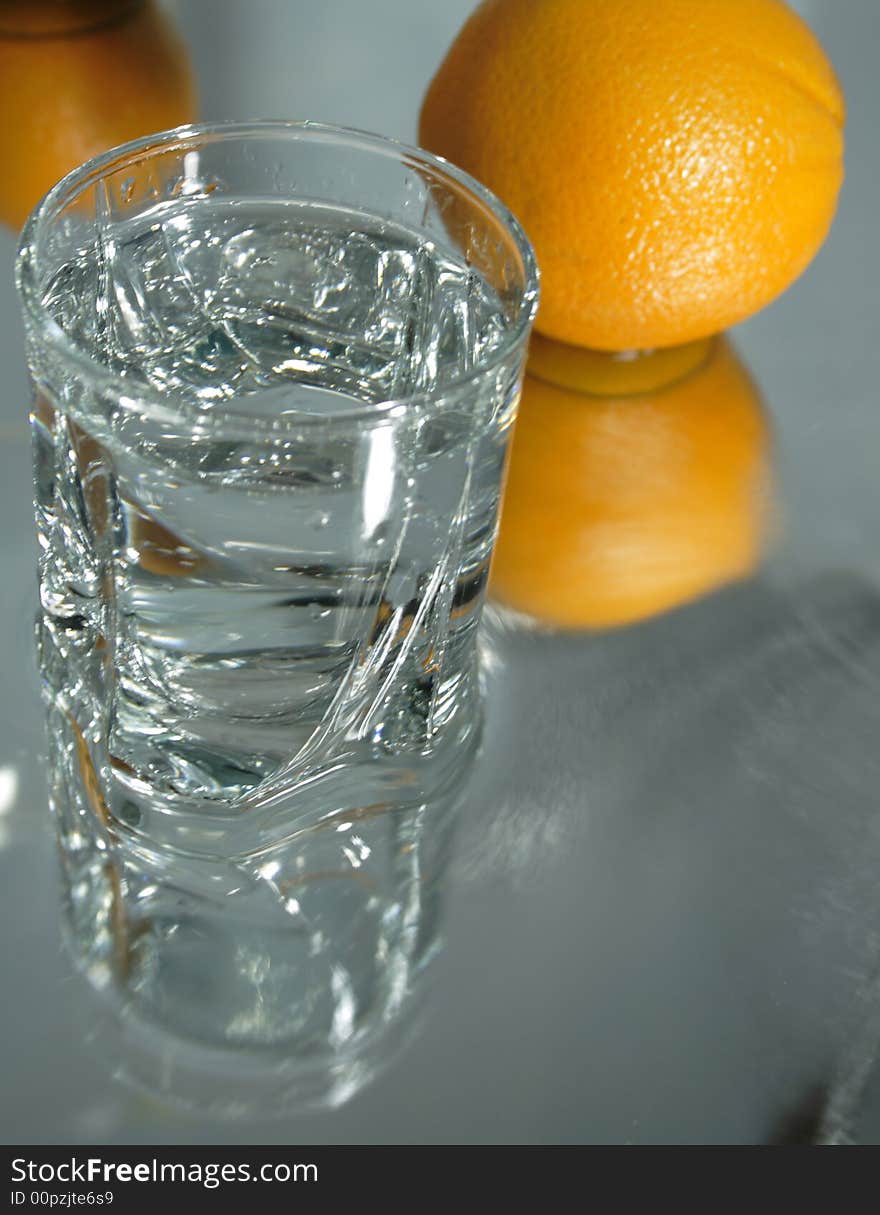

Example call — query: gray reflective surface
[2,0,879,1144]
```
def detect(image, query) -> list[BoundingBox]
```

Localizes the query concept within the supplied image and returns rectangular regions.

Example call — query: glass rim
[15,118,540,426]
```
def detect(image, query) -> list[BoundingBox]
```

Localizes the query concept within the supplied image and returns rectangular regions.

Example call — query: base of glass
[66,939,431,1118]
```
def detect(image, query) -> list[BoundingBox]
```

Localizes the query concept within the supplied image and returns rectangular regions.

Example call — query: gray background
[1,0,879,1144]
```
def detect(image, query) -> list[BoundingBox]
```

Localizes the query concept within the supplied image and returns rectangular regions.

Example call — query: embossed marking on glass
[15,121,537,1102]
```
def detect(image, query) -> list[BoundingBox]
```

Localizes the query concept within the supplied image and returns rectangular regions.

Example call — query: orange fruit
[419,0,845,351]
[489,337,774,629]
[0,0,196,230]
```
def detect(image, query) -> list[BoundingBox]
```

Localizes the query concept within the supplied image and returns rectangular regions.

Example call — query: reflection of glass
[16,122,538,1106]
[0,0,195,230]
[491,335,776,630]
[60,776,463,1113]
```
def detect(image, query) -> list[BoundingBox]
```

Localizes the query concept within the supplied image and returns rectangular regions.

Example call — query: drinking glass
[15,121,538,1107]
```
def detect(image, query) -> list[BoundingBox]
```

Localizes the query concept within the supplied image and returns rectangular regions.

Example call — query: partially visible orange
[0,0,195,230]
[420,0,845,351]
[489,337,774,630]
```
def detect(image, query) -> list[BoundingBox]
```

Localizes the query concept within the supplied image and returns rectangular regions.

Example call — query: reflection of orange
[69,711,111,829]
[0,0,195,230]
[527,332,713,398]
[419,0,845,350]
[128,508,205,578]
[71,712,133,978]
[490,338,774,630]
